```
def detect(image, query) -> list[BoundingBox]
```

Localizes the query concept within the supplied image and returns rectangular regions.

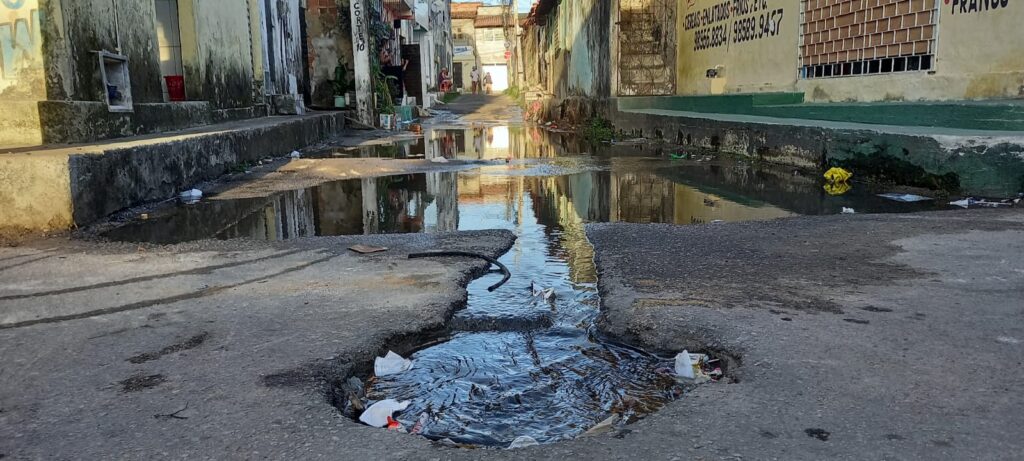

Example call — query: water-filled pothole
[99,125,949,446]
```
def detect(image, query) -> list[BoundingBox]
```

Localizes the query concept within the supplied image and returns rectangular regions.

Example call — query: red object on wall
[165,76,186,102]
[504,51,512,60]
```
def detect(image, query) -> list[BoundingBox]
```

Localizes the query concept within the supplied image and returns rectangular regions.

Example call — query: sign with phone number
[687,0,785,51]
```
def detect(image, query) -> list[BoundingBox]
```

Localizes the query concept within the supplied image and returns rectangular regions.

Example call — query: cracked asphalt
[3,209,1021,460]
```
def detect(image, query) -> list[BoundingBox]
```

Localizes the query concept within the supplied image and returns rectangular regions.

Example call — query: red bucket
[165,76,185,102]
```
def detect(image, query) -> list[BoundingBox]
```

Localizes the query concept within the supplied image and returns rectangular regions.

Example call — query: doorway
[154,0,185,101]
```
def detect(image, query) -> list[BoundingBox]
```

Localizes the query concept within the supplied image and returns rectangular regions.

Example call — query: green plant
[581,117,615,143]
[503,85,527,108]
[373,65,397,115]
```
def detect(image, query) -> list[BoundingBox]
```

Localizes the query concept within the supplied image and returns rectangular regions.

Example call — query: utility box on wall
[98,51,133,112]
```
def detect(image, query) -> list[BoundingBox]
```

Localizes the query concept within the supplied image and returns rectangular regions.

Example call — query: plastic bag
[374,351,412,377]
[823,167,852,183]
[359,399,411,427]
[508,435,539,448]
[674,350,695,379]
[878,193,931,202]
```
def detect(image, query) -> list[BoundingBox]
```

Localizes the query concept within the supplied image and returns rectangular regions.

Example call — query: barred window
[799,0,938,79]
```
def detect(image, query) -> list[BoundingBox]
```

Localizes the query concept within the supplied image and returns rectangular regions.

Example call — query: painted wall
[674,0,1024,101]
[0,0,45,147]
[676,0,798,95]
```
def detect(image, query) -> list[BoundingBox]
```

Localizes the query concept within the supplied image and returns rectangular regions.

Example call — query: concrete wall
[0,0,45,148]
[306,0,356,108]
[187,0,257,109]
[259,0,306,114]
[677,0,798,95]
[522,0,612,99]
[675,0,1024,101]
[3,0,271,147]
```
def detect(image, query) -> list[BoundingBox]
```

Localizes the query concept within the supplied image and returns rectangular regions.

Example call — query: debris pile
[671,350,723,384]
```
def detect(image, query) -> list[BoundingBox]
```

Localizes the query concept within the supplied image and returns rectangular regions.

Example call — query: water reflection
[106,148,943,245]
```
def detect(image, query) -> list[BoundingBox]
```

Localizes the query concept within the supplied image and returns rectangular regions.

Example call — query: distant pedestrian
[439,68,453,93]
[470,66,480,94]
[483,72,493,94]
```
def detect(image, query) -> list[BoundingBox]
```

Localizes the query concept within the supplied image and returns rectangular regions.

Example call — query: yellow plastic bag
[824,182,852,196]
[823,167,852,183]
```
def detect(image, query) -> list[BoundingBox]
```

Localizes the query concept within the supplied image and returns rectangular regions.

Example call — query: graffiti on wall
[684,0,785,51]
[0,0,42,87]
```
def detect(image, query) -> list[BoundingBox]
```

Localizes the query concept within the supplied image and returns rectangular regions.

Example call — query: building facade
[522,0,1024,104]
[451,2,482,91]
[0,0,310,150]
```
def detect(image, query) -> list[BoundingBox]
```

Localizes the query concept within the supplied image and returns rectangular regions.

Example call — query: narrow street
[1,0,1023,458]
[2,95,1023,459]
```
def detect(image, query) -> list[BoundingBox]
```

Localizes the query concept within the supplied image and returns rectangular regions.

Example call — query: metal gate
[617,0,677,96]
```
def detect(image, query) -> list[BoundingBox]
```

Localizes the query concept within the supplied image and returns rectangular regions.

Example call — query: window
[799,0,938,79]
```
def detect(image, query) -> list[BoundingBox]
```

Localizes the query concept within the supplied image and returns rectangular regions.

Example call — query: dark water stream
[103,125,950,446]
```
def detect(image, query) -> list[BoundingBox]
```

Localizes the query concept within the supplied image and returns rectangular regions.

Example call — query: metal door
[617,0,677,96]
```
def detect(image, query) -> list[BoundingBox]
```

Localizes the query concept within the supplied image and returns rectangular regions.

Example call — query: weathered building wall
[306,0,355,108]
[525,0,612,98]
[800,0,1024,101]
[258,0,306,114]
[676,0,1024,101]
[0,0,45,148]
[189,0,257,109]
[677,0,797,95]
[12,0,275,146]
[452,17,477,88]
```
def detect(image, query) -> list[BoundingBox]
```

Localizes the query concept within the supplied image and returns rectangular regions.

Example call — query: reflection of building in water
[219,189,317,240]
[426,172,460,232]
[216,173,461,239]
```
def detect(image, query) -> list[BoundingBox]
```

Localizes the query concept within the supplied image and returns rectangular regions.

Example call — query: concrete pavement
[586,209,1024,460]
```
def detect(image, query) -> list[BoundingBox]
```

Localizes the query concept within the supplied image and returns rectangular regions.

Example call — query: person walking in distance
[470,66,480,94]
[483,72,493,95]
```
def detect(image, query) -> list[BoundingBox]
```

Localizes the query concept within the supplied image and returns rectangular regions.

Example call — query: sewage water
[103,125,950,446]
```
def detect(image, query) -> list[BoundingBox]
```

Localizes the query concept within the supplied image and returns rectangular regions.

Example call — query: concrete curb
[0,112,346,234]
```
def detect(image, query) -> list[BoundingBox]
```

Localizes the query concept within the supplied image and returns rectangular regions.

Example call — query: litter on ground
[349,244,388,254]
[842,207,856,214]
[359,399,410,427]
[178,189,203,203]
[582,415,619,436]
[673,351,721,383]
[878,193,932,202]
[374,351,412,377]
[823,167,853,183]
[508,435,540,449]
[530,282,555,301]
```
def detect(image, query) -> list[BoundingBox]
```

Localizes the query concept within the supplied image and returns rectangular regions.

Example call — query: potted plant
[333,62,353,108]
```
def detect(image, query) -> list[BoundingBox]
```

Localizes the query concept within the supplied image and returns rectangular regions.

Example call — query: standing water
[102,125,949,446]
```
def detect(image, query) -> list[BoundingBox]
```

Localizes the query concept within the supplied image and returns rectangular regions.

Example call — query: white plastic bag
[289,150,301,159]
[374,350,412,377]
[179,189,203,200]
[359,399,410,427]
[674,350,695,379]
[508,435,539,448]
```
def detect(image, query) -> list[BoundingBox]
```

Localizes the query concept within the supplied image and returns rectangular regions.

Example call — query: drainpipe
[111,0,123,53]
